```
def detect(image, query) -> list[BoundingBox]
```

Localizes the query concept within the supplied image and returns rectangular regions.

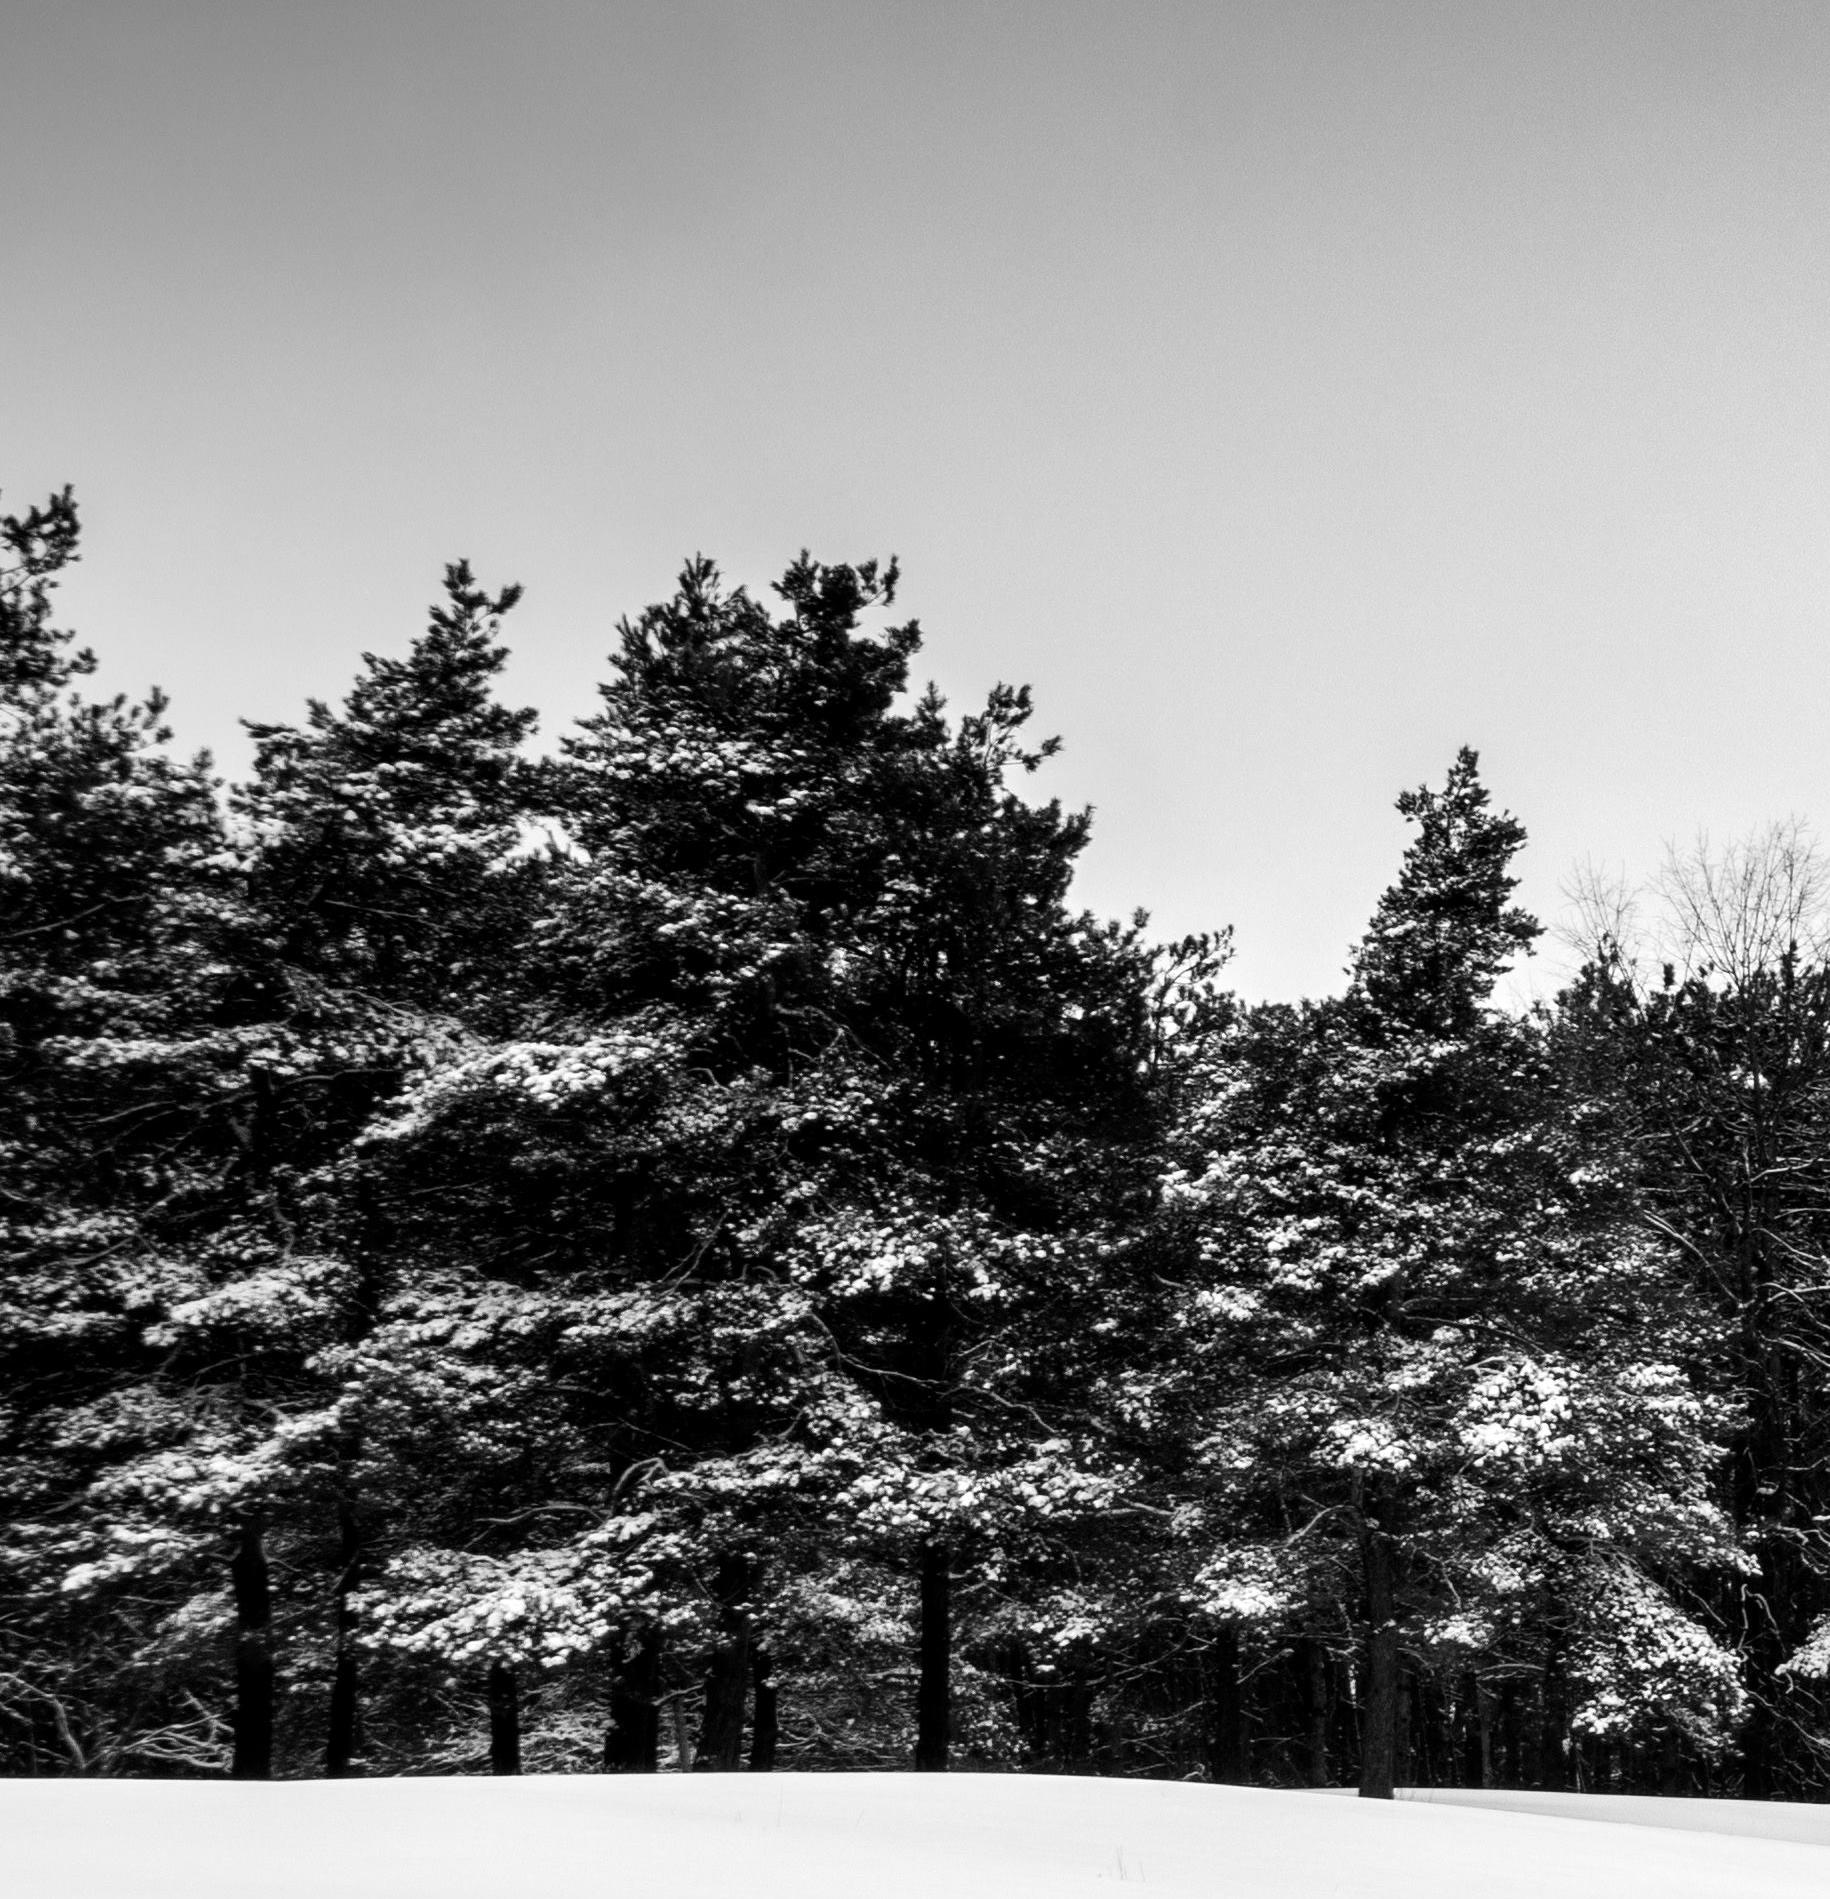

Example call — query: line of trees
[5,488,1830,1797]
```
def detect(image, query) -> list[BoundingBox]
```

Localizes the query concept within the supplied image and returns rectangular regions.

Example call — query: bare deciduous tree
[1656,819,1830,985]
[1560,819,1830,994]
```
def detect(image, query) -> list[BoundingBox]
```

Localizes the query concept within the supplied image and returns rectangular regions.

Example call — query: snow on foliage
[11,515,1825,1791]
[1568,1563,1748,1752]
[356,1518,688,1669]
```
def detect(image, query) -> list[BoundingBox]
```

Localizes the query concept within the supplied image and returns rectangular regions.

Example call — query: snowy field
[11,1773,1830,1899]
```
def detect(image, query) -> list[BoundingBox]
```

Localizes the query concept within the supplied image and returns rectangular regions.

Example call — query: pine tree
[211,561,548,1775]
[1151,753,1745,1797]
[24,556,549,1779]
[1350,748,1540,1041]
[236,562,541,1019]
[0,490,246,1772]
[339,553,1156,1772]
[1558,929,1830,1795]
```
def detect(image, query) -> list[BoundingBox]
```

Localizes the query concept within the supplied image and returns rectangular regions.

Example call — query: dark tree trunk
[1357,1492,1398,1799]
[694,1554,753,1772]
[324,1500,361,1778]
[748,1648,779,1771]
[1741,1670,1777,1799]
[604,1629,662,1772]
[1395,1666,1416,1788]
[915,1539,951,1771]
[1469,1675,1493,1789]
[1332,1651,1361,1786]
[488,1661,521,1775]
[670,1696,696,1771]
[1420,1674,1445,1788]
[695,1639,750,1770]
[1538,1654,1569,1790]
[230,1515,274,1780]
[1207,1624,1246,1783]
[1296,1637,1331,1786]
[325,1648,359,1780]
[1499,1678,1524,1787]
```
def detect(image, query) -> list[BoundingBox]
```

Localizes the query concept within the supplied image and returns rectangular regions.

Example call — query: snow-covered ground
[1395,1783,1830,1846]
[10,1772,1830,1899]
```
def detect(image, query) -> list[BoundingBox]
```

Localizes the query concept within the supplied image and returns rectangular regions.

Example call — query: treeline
[4,488,1830,1797]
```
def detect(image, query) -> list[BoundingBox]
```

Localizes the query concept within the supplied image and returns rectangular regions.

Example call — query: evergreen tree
[16,496,1811,1798]
[19,555,549,1780]
[1558,930,1830,1795]
[1151,753,1744,1797]
[236,561,541,1020]
[340,554,1156,1772]
[0,490,245,1772]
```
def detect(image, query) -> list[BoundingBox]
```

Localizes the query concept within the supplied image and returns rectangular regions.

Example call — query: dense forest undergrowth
[6,488,1830,1799]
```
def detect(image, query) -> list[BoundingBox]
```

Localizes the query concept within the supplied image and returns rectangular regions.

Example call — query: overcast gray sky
[6,1,1829,1000]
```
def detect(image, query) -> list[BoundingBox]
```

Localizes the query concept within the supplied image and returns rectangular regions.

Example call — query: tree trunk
[915,1539,951,1771]
[1741,1654,1778,1798]
[748,1647,779,1771]
[1495,1678,1520,1787]
[230,1515,274,1780]
[695,1639,750,1769]
[488,1661,521,1775]
[604,1628,662,1772]
[694,1554,753,1771]
[324,1500,361,1778]
[1207,1623,1246,1783]
[1538,1653,1569,1790]
[670,1695,696,1771]
[1332,1650,1361,1786]
[325,1647,359,1780]
[1297,1637,1331,1786]
[1395,1665,1416,1787]
[1357,1492,1398,1799]
[1472,1675,1493,1789]
[1659,1726,1683,1796]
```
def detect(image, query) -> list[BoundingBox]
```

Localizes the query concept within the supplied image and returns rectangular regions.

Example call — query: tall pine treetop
[1350,746,1540,1038]
[234,561,541,1005]
[244,561,534,786]
[593,552,916,754]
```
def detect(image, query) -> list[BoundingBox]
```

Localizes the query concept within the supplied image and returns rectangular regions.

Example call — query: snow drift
[10,1773,1830,1899]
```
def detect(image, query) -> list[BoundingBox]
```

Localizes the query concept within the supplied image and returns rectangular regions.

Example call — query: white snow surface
[9,1772,1830,1899]
[1395,1784,1830,1846]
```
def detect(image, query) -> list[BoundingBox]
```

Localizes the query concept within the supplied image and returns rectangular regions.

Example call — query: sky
[6,1,1830,1002]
